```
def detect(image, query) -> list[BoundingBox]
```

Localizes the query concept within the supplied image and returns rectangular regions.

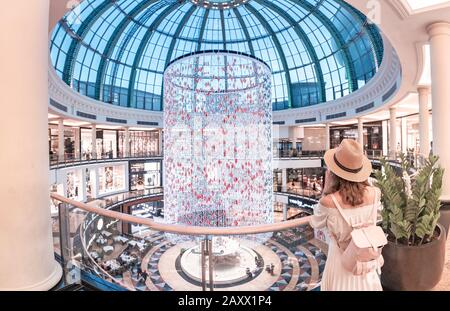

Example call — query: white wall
[303,128,327,151]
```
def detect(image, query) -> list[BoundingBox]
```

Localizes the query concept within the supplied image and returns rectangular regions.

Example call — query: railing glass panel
[51,194,326,291]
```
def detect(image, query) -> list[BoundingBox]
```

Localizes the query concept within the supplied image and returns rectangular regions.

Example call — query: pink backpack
[330,190,387,276]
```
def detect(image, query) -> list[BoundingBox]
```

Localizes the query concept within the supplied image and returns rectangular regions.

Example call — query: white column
[418,87,431,157]
[291,140,297,154]
[382,120,388,157]
[124,127,130,157]
[389,107,397,160]
[91,124,97,159]
[401,118,408,154]
[0,0,62,290]
[357,118,364,152]
[124,162,130,192]
[325,123,330,150]
[58,118,65,161]
[80,169,87,202]
[74,127,80,159]
[93,169,100,199]
[428,22,450,201]
[281,168,287,192]
[283,205,288,222]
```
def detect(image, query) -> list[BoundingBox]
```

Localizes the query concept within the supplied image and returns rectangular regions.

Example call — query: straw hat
[324,139,372,183]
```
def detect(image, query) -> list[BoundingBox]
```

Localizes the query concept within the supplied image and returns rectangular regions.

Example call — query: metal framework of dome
[50,0,384,111]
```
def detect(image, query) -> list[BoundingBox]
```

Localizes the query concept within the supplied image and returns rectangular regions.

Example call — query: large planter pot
[439,203,450,239]
[381,223,447,291]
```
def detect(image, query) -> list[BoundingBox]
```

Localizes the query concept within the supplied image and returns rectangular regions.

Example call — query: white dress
[311,193,383,291]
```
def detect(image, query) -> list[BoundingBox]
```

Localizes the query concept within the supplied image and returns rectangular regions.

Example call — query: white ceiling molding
[389,0,412,19]
[403,0,450,14]
[383,0,450,18]
[417,43,432,86]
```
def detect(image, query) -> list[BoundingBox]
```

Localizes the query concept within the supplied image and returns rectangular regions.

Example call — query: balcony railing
[88,188,164,207]
[273,150,325,159]
[50,192,323,292]
[50,152,163,169]
[274,187,322,201]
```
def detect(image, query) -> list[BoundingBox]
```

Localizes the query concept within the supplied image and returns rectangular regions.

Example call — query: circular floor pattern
[176,247,265,288]
[142,233,327,291]
[82,228,327,291]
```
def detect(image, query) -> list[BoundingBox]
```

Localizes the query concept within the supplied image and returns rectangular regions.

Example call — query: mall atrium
[0,0,450,292]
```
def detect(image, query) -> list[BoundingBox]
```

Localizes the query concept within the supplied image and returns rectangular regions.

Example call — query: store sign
[288,196,317,211]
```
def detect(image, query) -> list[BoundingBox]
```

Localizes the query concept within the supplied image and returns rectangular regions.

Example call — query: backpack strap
[369,187,379,225]
[330,194,352,227]
[331,188,378,227]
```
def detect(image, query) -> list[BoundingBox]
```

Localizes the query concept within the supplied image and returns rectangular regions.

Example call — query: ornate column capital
[417,86,431,94]
[427,22,450,38]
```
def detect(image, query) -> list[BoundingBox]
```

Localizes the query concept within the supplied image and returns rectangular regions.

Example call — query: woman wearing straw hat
[311,139,382,291]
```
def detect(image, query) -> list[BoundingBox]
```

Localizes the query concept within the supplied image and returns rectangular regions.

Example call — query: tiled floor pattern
[143,234,327,291]
[82,228,449,291]
[147,242,175,291]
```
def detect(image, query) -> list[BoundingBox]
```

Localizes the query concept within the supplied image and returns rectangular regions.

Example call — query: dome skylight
[50,0,384,112]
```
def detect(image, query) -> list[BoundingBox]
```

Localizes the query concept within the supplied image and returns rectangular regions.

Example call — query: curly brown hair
[323,171,370,206]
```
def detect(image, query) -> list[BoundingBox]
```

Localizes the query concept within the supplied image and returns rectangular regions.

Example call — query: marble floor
[89,232,450,291]
[138,234,327,292]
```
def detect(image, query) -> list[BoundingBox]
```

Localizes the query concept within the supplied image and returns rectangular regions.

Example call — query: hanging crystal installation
[163,52,273,241]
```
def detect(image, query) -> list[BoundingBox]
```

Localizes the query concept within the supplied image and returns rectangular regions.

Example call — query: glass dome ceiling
[50,0,384,112]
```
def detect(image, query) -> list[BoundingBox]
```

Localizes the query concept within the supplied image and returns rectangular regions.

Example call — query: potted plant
[374,155,446,291]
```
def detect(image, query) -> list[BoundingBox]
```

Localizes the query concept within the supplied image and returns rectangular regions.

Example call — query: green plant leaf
[374,155,444,245]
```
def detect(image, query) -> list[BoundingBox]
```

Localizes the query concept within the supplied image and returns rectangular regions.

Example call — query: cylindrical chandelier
[163,51,273,240]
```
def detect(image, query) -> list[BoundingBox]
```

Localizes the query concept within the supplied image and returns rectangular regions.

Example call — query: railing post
[58,202,81,285]
[207,236,214,291]
[201,239,206,291]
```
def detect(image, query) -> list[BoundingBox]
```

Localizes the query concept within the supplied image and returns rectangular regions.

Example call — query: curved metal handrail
[78,220,136,291]
[51,193,313,236]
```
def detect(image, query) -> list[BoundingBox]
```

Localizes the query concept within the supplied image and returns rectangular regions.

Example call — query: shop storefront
[65,169,84,201]
[286,168,325,200]
[50,162,129,209]
[81,128,118,160]
[273,169,282,192]
[129,160,162,191]
[330,122,383,157]
[48,124,78,161]
[127,201,164,234]
[80,128,94,160]
[119,130,160,157]
[50,125,161,161]
[391,113,433,157]
[85,167,97,200]
[273,127,326,158]
[98,165,126,196]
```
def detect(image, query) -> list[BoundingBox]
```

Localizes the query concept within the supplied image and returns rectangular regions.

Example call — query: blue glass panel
[50,0,383,111]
